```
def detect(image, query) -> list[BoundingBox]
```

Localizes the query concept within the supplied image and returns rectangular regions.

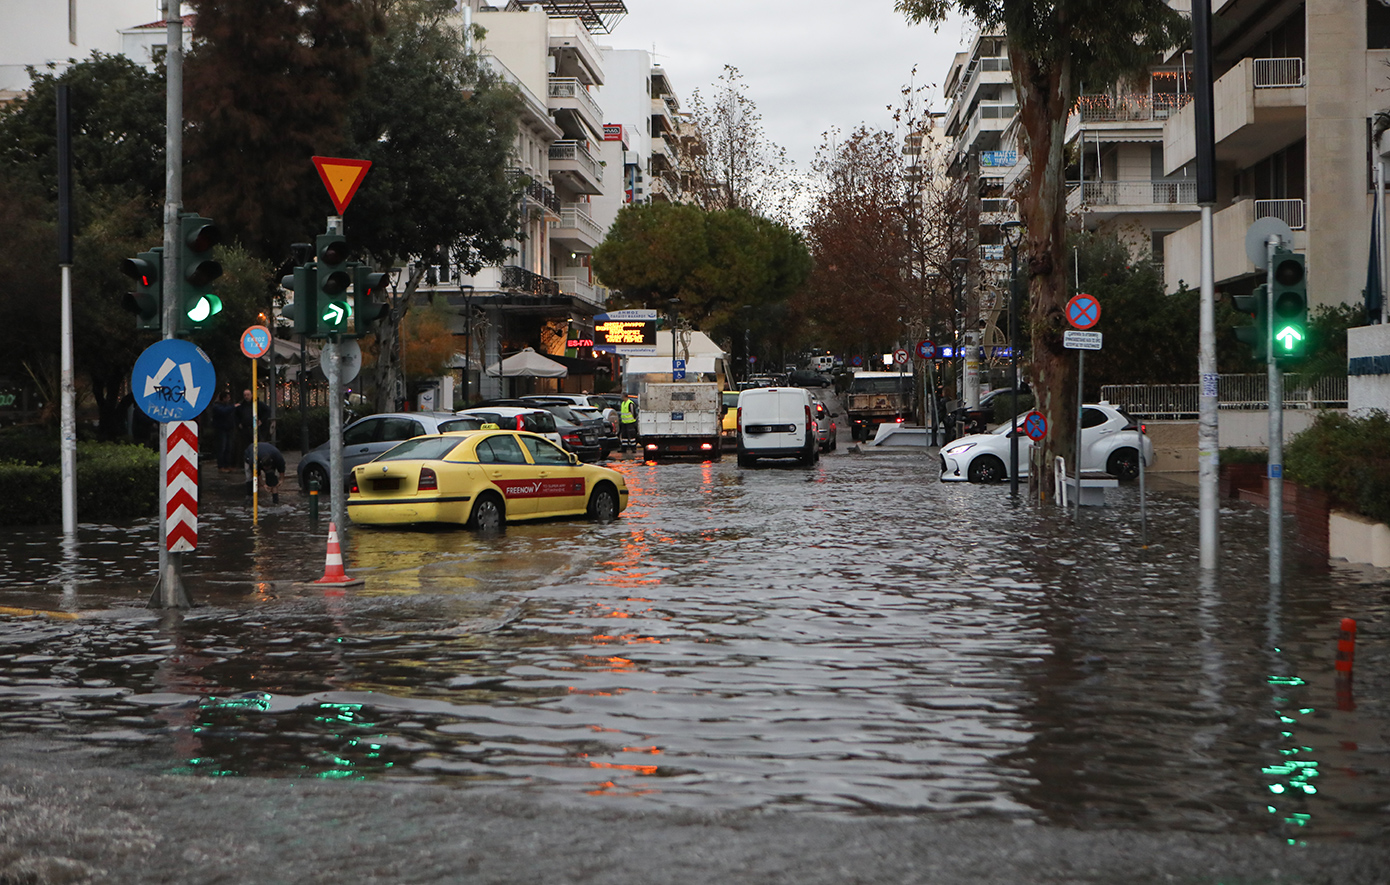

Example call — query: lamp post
[1000,221,1023,498]
[950,256,969,436]
[459,284,475,407]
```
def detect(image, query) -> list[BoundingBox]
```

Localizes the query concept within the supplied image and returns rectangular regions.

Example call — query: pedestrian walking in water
[244,441,286,503]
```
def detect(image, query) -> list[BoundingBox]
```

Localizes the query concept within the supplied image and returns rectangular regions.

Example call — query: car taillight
[349,476,359,494]
[563,433,581,446]
[418,467,438,491]
[515,415,525,431]
[737,406,742,432]
[700,442,713,450]
[805,404,811,429]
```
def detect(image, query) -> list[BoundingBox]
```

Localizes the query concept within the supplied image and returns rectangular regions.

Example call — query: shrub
[1285,411,1390,525]
[0,441,158,525]
[1220,446,1267,465]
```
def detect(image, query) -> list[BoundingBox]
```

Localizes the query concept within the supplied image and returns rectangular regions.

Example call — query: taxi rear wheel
[588,484,619,522]
[467,492,505,532]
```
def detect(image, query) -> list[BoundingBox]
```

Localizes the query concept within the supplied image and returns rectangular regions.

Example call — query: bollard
[1335,617,1356,711]
[308,479,320,523]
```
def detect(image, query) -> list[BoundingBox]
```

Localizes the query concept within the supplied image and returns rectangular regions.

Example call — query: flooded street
[2,447,1388,852]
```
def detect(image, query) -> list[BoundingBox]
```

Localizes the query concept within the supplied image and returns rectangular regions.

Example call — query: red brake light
[515,415,525,431]
[563,433,581,445]
[349,476,359,494]
[418,467,438,491]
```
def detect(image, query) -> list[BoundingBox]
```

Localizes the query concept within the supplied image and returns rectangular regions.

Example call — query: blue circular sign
[132,339,217,423]
[851,355,864,367]
[916,339,935,359]
[1066,293,1101,330]
[240,325,272,359]
[1023,411,1048,441]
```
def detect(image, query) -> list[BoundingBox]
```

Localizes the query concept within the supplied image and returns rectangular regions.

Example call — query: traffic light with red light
[120,247,164,331]
[352,265,390,337]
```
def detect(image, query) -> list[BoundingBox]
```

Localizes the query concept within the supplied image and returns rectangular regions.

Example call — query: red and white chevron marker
[166,420,199,552]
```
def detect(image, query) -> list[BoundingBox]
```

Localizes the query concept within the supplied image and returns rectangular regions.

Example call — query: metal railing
[556,274,605,306]
[1253,57,1306,88]
[1254,198,1305,230]
[1070,179,1198,206]
[508,170,561,214]
[549,140,603,184]
[980,244,1006,261]
[548,77,604,123]
[558,205,604,240]
[501,265,560,297]
[981,197,1016,215]
[1074,92,1192,122]
[1101,374,1348,418]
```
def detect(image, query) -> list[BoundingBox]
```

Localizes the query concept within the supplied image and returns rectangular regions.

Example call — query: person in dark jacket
[244,441,286,503]
[211,392,237,471]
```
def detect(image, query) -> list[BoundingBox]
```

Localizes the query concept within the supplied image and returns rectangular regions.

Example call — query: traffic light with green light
[1269,248,1308,361]
[120,247,164,331]
[1232,285,1268,362]
[179,214,223,331]
[315,233,352,336]
[352,265,390,338]
[281,263,319,337]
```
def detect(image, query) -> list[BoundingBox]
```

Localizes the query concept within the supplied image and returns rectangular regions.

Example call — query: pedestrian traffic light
[280,263,319,336]
[179,214,223,331]
[120,247,163,331]
[1232,285,1268,361]
[315,233,352,336]
[352,265,390,337]
[1270,248,1308,361]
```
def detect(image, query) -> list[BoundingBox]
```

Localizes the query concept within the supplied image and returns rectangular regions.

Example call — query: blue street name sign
[132,339,217,423]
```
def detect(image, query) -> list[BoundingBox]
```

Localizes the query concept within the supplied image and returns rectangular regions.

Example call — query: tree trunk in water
[1011,45,1075,500]
[371,269,422,414]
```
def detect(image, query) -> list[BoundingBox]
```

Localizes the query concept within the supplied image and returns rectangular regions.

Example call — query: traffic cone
[310,522,364,587]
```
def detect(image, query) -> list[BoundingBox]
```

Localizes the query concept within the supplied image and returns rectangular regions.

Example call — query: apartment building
[590,51,681,232]
[0,0,163,100]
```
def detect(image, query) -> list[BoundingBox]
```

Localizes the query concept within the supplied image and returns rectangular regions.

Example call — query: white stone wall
[1348,323,1390,414]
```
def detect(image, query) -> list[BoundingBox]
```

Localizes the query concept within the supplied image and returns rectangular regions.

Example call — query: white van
[809,355,835,373]
[737,387,818,467]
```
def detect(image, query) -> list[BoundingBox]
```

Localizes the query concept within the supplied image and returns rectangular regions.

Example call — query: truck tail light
[418,467,438,491]
[700,442,713,450]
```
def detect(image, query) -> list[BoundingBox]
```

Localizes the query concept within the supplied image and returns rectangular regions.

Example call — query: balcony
[547,17,605,85]
[1254,197,1305,230]
[1164,197,1309,290]
[651,95,675,135]
[551,203,605,251]
[549,139,603,195]
[556,274,607,307]
[980,197,1017,224]
[1074,92,1192,124]
[548,77,604,140]
[509,170,561,217]
[947,55,1012,133]
[502,265,560,297]
[1066,179,1199,216]
[650,135,675,171]
[1164,57,1306,173]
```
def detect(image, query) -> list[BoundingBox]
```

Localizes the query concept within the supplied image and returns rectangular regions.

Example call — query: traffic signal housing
[352,265,390,338]
[179,214,223,331]
[1232,285,1269,362]
[315,233,352,335]
[281,263,318,336]
[1270,248,1308,361]
[120,247,163,331]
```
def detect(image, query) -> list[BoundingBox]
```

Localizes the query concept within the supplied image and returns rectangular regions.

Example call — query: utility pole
[1194,0,1220,570]
[964,146,981,409]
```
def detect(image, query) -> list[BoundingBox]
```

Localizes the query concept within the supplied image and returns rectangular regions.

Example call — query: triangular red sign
[312,156,372,214]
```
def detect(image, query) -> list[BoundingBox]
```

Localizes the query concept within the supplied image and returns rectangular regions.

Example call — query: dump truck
[845,371,913,441]
[638,381,723,460]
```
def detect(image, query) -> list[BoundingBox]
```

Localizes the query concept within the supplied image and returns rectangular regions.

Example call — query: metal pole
[154,0,190,608]
[251,355,259,525]
[1009,240,1020,498]
[299,336,309,456]
[1266,235,1283,586]
[1075,349,1085,520]
[326,336,345,532]
[57,85,77,536]
[1194,0,1220,570]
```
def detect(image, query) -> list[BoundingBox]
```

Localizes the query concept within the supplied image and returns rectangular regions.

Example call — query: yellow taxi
[347,429,629,530]
[720,391,740,439]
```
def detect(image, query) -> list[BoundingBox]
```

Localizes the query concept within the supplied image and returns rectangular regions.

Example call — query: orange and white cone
[312,522,363,587]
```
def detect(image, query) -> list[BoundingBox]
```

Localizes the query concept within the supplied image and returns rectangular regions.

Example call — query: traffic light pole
[153,0,191,609]
[326,217,348,535]
[1266,235,1284,587]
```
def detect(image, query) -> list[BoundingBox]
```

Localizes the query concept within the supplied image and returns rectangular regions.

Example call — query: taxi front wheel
[588,485,619,523]
[468,492,505,532]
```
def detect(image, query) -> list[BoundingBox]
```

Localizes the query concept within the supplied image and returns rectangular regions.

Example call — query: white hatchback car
[939,402,1153,483]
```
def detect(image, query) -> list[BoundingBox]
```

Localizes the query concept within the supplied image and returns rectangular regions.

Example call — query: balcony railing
[1101,374,1347,418]
[548,77,604,123]
[558,205,604,240]
[980,244,1006,262]
[549,140,603,184]
[509,170,561,214]
[556,274,606,306]
[1254,198,1305,230]
[1253,57,1306,88]
[981,197,1016,215]
[1075,92,1192,122]
[501,265,560,297]
[1069,179,1198,207]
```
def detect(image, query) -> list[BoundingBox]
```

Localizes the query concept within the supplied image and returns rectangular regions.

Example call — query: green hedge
[1285,411,1390,525]
[0,441,159,525]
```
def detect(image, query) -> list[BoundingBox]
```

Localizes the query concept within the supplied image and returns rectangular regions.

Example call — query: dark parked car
[788,368,832,388]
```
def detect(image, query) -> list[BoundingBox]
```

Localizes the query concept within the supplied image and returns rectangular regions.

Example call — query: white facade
[0,0,166,97]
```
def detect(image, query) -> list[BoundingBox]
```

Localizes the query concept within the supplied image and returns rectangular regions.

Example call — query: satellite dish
[338,338,362,384]
[1246,217,1295,270]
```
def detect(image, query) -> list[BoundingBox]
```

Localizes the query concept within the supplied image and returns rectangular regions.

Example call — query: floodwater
[1,447,1387,845]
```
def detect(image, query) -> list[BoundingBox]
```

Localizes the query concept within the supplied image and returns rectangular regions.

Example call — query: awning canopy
[486,347,568,378]
[625,355,719,375]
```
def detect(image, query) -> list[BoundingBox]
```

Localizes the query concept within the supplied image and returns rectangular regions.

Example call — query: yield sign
[312,156,372,214]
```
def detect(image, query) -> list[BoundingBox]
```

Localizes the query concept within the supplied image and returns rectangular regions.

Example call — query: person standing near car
[619,395,638,453]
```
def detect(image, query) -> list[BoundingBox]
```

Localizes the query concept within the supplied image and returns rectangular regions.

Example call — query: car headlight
[942,442,975,455]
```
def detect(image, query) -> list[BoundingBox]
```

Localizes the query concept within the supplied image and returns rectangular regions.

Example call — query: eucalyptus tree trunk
[371,269,423,414]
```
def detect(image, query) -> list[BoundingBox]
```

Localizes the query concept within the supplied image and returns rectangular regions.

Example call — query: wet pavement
[2,438,1389,882]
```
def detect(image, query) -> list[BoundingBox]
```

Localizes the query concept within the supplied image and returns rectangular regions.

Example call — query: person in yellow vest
[619,395,638,453]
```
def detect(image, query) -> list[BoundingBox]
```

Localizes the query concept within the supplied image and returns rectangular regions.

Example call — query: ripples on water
[0,451,1387,843]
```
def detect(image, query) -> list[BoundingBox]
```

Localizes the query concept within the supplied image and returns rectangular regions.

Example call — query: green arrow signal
[1275,325,1304,351]
[322,301,347,326]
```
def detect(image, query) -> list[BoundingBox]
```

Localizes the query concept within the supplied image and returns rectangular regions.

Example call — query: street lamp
[949,256,970,437]
[459,284,475,407]
[1000,220,1024,498]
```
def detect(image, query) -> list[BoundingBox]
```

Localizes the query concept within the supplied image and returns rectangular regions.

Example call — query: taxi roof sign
[312,156,372,214]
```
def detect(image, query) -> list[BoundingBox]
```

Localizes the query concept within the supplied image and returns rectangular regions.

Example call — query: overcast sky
[607,0,976,170]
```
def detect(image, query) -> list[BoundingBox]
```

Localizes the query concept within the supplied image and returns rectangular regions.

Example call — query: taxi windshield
[376,437,465,462]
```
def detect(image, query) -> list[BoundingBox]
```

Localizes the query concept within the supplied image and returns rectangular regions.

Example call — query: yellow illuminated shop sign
[595,320,655,347]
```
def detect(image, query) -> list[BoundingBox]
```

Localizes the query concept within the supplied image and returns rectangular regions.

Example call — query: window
[343,419,380,446]
[438,417,488,432]
[1082,407,1109,429]
[521,436,570,465]
[475,434,528,464]
[1151,230,1174,265]
[377,438,465,462]
[379,418,425,441]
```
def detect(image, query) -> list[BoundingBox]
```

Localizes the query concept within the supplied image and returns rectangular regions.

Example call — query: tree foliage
[184,0,382,258]
[896,0,1187,493]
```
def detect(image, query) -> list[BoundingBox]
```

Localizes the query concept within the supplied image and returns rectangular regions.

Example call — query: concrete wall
[1348,323,1390,414]
[0,0,161,94]
[476,7,549,102]
[591,48,653,233]
[1330,511,1390,568]
[1143,411,1329,472]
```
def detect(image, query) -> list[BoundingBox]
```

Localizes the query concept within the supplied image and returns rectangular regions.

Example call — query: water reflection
[0,453,1386,843]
